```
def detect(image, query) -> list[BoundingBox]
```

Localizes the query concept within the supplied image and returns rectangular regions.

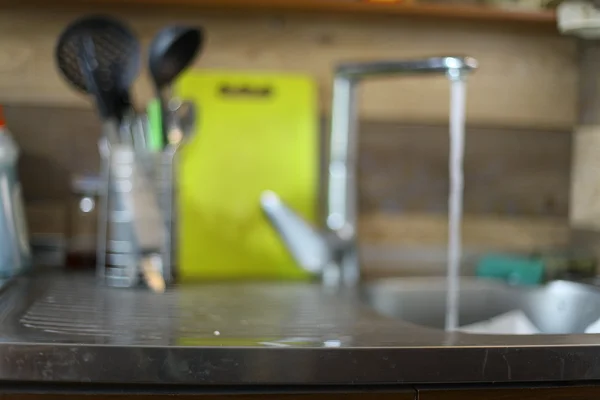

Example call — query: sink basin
[362,277,600,334]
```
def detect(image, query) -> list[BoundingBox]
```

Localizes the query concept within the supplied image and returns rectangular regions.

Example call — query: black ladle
[148,26,204,148]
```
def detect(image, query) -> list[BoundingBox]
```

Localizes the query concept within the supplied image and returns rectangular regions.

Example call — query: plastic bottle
[0,106,31,277]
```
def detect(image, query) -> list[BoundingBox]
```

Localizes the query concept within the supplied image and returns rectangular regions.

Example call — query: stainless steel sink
[8,274,600,385]
[362,277,600,334]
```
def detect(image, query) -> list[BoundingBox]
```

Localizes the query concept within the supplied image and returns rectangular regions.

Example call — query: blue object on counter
[476,254,544,286]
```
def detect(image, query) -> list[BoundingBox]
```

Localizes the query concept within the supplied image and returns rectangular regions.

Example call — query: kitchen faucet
[261,56,478,288]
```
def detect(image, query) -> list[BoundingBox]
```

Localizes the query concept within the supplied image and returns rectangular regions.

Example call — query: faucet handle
[260,191,330,274]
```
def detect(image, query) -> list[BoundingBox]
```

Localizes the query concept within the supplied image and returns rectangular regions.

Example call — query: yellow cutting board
[175,70,319,282]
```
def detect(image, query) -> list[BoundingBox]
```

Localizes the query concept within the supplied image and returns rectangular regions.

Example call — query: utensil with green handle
[146,99,164,151]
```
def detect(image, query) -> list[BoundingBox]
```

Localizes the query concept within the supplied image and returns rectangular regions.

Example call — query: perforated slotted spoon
[55,15,141,126]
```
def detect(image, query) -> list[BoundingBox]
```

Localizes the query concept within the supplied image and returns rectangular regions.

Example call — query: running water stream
[445,76,467,332]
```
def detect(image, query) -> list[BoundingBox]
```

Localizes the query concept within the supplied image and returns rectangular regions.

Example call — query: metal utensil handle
[160,146,178,284]
[96,136,111,281]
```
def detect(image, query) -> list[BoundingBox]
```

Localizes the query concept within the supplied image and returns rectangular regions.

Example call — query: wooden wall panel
[5,106,100,202]
[571,42,600,231]
[0,6,578,129]
[360,123,570,217]
[6,105,570,216]
[6,104,570,278]
[360,213,569,277]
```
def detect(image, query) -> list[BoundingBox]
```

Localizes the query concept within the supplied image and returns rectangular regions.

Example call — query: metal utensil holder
[96,137,177,288]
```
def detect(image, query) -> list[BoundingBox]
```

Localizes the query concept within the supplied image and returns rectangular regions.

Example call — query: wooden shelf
[45,0,557,25]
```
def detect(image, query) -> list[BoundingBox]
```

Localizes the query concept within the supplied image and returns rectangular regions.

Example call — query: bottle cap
[0,106,7,127]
